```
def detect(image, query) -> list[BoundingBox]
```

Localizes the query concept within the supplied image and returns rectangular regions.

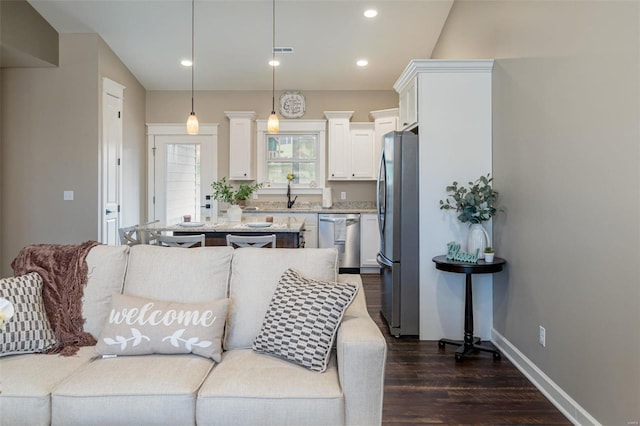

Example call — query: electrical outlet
[539,326,546,347]
[340,191,346,200]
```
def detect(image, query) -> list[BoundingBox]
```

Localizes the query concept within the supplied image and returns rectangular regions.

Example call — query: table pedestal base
[438,337,501,362]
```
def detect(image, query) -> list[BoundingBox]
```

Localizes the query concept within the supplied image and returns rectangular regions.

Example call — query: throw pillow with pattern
[96,293,229,361]
[0,272,57,356]
[252,268,358,372]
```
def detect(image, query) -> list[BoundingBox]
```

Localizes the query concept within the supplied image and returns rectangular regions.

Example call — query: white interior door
[147,124,218,224]
[101,78,124,245]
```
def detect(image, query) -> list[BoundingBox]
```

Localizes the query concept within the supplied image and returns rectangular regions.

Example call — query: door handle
[105,209,114,214]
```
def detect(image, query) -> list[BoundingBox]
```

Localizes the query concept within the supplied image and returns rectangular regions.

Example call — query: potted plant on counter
[211,177,262,222]
[439,173,498,259]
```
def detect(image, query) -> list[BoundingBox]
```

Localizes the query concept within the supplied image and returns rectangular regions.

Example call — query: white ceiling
[27,0,453,91]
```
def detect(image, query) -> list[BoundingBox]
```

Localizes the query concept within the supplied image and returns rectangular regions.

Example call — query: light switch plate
[63,190,74,201]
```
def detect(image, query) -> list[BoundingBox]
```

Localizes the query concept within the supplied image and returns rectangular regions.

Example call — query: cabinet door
[226,112,255,180]
[360,213,380,268]
[350,128,375,179]
[373,116,397,175]
[328,119,350,179]
[399,78,417,129]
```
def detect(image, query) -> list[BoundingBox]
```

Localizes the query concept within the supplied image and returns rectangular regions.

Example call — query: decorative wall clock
[279,91,305,118]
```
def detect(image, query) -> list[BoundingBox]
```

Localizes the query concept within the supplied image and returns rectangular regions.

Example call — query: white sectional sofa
[0,244,387,426]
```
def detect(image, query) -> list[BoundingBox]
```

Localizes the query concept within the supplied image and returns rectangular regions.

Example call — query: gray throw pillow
[252,268,358,372]
[0,272,57,356]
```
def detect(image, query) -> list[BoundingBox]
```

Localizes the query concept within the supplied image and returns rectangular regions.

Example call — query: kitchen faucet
[287,183,297,209]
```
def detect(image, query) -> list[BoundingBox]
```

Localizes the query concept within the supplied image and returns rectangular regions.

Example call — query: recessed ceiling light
[356,59,369,67]
[269,59,280,67]
[181,59,193,67]
[364,9,378,18]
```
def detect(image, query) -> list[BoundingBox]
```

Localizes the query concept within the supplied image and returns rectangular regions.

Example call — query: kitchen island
[136,217,305,248]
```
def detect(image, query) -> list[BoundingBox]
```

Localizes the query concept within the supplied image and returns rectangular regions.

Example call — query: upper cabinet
[325,111,376,181]
[397,77,417,130]
[349,123,375,179]
[370,108,399,172]
[325,111,353,179]
[225,111,256,180]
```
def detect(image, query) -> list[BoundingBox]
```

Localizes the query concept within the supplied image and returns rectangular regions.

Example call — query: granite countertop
[137,217,305,233]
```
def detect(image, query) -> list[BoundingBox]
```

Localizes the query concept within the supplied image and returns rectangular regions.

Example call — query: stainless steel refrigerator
[376,130,420,337]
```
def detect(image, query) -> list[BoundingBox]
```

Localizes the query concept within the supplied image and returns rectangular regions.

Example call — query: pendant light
[186,0,199,135]
[267,0,279,134]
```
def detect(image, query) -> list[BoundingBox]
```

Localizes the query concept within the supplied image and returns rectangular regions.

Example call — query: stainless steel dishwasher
[318,213,360,272]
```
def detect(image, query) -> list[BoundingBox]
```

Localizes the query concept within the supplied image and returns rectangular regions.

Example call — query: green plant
[484,247,494,253]
[211,177,262,204]
[439,174,498,224]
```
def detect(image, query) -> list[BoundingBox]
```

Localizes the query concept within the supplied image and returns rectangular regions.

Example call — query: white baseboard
[491,328,601,426]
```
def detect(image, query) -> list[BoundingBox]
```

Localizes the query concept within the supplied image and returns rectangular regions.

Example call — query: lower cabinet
[360,213,380,272]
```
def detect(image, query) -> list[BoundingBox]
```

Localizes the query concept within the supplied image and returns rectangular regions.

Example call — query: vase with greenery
[211,177,262,205]
[211,177,262,222]
[439,174,498,258]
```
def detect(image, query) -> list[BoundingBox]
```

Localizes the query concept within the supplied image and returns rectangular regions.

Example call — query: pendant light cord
[271,0,276,112]
[191,0,195,114]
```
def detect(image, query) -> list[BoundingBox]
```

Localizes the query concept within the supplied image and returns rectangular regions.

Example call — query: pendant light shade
[267,111,279,134]
[268,0,279,134]
[187,112,199,135]
[186,0,199,135]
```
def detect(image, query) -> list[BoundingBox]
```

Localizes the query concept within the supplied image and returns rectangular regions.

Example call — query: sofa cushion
[197,349,344,426]
[224,248,338,350]
[83,245,129,339]
[95,293,229,361]
[123,245,233,303]
[252,268,357,372]
[52,353,213,426]
[0,273,57,356]
[0,346,96,426]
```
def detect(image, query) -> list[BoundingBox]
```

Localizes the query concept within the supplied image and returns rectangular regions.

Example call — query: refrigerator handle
[376,253,392,269]
[376,149,386,242]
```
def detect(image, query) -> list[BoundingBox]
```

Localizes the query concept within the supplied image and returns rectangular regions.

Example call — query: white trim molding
[491,329,601,426]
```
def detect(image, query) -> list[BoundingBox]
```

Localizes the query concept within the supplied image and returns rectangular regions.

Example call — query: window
[257,120,326,194]
[266,134,317,185]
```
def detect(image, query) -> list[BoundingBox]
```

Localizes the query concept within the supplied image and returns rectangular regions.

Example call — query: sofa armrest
[336,274,387,426]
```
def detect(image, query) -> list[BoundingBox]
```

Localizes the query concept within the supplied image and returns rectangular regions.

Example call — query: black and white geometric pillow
[0,272,57,356]
[252,268,358,372]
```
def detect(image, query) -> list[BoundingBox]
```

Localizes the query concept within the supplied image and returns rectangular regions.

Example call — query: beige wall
[433,1,639,424]
[0,0,58,67]
[1,34,146,276]
[0,3,3,270]
[146,90,397,203]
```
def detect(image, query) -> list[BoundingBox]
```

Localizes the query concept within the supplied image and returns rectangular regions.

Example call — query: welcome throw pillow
[96,293,229,362]
[252,268,358,372]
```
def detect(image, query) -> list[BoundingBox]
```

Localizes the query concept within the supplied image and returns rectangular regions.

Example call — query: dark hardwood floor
[360,273,570,425]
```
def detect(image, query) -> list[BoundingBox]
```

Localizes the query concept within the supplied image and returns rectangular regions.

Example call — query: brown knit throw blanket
[11,241,102,355]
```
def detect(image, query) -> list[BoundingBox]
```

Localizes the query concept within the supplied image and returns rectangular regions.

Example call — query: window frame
[256,119,326,195]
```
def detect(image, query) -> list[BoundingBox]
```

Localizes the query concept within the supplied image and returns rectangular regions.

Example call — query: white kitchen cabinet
[325,112,376,181]
[242,212,318,248]
[325,111,353,179]
[370,108,399,174]
[397,77,417,130]
[349,123,375,179]
[360,213,380,272]
[225,111,256,180]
